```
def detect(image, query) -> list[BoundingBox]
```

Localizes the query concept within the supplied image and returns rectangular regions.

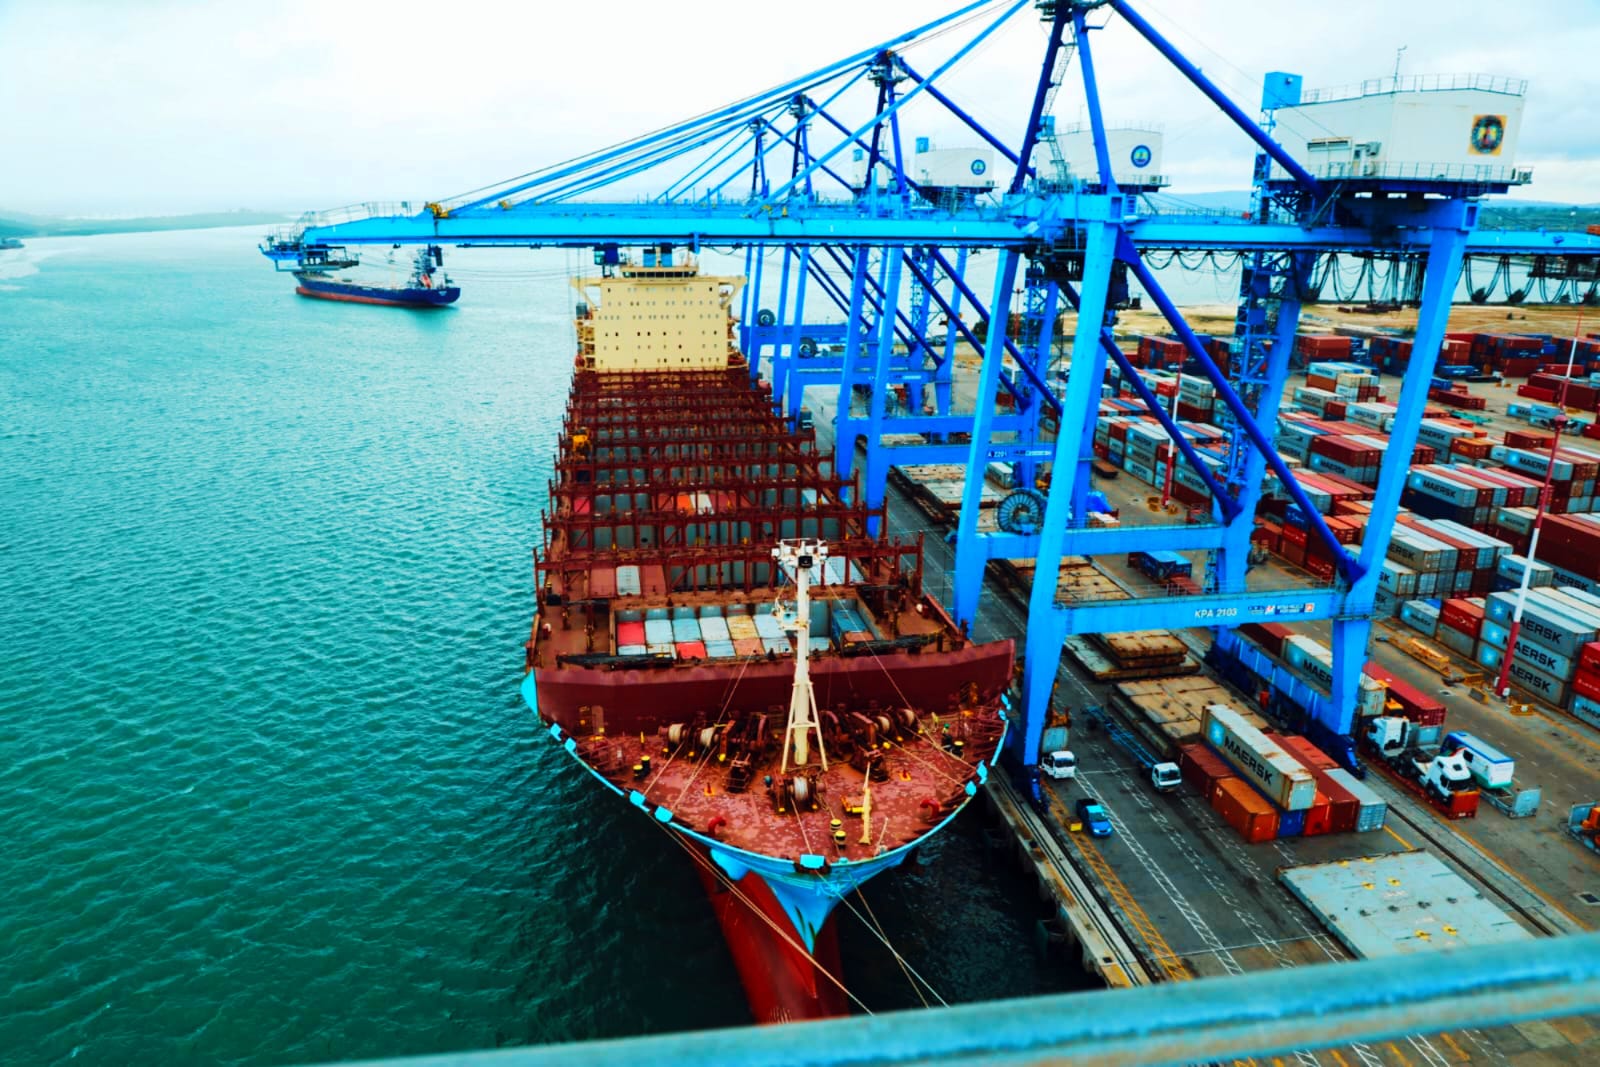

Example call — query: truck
[1042,750,1078,781]
[1362,716,1478,817]
[1568,802,1600,856]
[1127,550,1192,583]
[1082,705,1182,793]
[1440,731,1515,790]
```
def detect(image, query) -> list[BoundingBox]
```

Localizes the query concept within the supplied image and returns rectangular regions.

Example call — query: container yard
[808,329,1600,1061]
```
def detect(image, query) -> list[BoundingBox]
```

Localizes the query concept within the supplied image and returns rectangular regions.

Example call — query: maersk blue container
[1277,808,1307,837]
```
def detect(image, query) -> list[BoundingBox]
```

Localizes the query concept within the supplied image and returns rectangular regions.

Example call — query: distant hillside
[1478,201,1600,232]
[1145,191,1598,232]
[0,209,293,239]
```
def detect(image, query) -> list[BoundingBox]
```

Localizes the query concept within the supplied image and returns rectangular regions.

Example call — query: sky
[1,0,1596,217]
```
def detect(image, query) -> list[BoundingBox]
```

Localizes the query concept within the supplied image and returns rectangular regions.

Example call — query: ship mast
[774,538,829,774]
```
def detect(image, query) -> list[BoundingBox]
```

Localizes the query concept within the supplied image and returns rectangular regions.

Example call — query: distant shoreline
[0,211,293,240]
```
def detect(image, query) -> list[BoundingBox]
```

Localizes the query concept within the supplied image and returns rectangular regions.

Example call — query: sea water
[0,228,1082,1066]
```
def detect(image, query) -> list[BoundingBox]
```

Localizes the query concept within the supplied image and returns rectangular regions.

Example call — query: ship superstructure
[522,250,1013,1021]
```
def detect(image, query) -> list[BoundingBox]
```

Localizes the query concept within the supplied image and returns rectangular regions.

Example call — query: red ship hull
[693,853,848,1023]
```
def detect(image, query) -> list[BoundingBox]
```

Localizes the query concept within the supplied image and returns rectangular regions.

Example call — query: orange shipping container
[1212,777,1279,843]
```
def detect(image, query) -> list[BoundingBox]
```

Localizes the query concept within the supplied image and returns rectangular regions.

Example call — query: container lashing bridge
[264,1,1600,1050]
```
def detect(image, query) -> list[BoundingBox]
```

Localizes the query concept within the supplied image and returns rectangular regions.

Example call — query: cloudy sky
[2,0,1595,216]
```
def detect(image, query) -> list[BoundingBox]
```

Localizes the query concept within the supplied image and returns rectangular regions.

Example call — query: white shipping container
[1485,591,1600,657]
[1201,704,1318,811]
[617,565,642,597]
[1497,554,1554,588]
[1495,506,1537,536]
[1379,559,1419,597]
[1549,564,1599,594]
[1492,445,1575,481]
[1501,655,1569,705]
[1407,469,1479,508]
[1401,599,1440,637]
[1570,692,1600,731]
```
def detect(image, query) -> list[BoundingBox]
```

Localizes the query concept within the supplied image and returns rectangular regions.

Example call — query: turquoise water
[0,229,1080,1066]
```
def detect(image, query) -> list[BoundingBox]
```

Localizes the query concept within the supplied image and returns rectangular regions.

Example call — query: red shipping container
[1305,556,1335,581]
[1212,777,1279,843]
[1315,776,1358,833]
[1440,598,1485,638]
[589,566,617,599]
[1506,429,1555,450]
[1303,793,1334,837]
[1581,641,1600,675]
[1238,622,1293,657]
[1572,667,1600,704]
[1279,541,1306,567]
[617,621,646,647]
[1179,743,1236,802]
[1282,524,1309,547]
[1276,733,1337,771]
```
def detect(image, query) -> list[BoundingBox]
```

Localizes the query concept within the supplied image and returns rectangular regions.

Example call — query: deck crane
[262,0,1600,787]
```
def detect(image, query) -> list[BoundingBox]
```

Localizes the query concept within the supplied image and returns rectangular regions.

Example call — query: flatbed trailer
[1359,738,1480,819]
[1570,802,1600,856]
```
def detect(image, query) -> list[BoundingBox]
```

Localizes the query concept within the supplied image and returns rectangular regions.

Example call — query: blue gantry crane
[263,0,1600,785]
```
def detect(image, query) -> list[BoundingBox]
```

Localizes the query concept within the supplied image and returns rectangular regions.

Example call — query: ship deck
[574,717,992,860]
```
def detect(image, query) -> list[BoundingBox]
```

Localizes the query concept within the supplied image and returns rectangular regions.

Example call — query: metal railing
[1299,72,1528,105]
[298,201,419,229]
[1309,161,1532,184]
[323,933,1600,1067]
[1056,120,1166,135]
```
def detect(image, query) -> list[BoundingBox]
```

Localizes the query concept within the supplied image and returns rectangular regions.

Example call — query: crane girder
[291,200,1600,259]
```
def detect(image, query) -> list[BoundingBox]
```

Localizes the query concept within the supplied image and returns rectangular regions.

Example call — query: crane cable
[643,814,874,1015]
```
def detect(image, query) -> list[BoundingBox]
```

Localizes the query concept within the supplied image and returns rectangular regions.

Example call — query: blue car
[1076,796,1114,838]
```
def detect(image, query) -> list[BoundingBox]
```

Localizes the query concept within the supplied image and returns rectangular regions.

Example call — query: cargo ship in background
[293,245,459,307]
[521,249,1014,1022]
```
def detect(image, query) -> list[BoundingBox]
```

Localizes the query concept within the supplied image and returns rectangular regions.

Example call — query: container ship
[520,250,1014,1022]
[294,246,458,307]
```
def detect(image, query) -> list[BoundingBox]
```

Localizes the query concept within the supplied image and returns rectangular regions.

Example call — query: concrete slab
[1281,851,1531,958]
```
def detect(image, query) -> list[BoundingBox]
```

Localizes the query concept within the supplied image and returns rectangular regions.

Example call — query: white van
[1043,750,1077,780]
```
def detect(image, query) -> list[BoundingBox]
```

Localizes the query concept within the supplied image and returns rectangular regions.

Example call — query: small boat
[0,237,23,251]
[294,246,458,307]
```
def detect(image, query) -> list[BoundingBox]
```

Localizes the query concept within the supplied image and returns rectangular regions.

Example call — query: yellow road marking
[1328,1050,1353,1067]
[1439,1032,1470,1061]
[1049,792,1194,984]
[1511,698,1600,756]
[1384,824,1414,849]
[1447,819,1591,932]
[1387,1041,1415,1067]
